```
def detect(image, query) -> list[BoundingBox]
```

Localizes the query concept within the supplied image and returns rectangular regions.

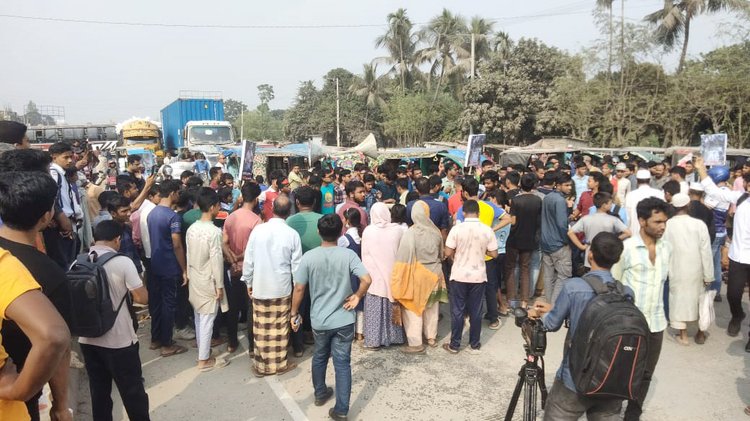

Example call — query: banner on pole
[465,134,486,168]
[700,133,727,166]
[240,140,256,181]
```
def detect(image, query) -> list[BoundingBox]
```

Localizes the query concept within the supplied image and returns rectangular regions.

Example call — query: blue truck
[160,98,234,151]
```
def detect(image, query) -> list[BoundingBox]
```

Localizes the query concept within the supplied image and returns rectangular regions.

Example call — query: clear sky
[0,0,742,124]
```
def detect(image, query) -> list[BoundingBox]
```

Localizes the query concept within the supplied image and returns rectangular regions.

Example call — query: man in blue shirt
[406,177,450,237]
[540,172,573,304]
[529,232,631,421]
[147,179,188,357]
[291,214,372,420]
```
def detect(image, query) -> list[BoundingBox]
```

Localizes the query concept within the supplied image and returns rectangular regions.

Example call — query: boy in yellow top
[0,249,71,421]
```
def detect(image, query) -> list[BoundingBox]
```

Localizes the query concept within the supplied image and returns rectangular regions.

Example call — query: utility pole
[335,77,341,148]
[469,33,475,137]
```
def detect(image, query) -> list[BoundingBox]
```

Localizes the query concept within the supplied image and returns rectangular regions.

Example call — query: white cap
[636,169,651,180]
[689,182,704,192]
[616,162,627,171]
[671,193,690,208]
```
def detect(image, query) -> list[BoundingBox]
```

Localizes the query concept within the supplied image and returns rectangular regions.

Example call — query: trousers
[195,308,218,360]
[727,259,750,323]
[543,379,622,421]
[542,247,572,305]
[505,247,532,301]
[80,342,150,421]
[624,331,663,420]
[402,303,439,347]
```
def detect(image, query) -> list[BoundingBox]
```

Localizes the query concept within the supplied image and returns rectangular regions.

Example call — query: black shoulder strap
[738,193,749,207]
[581,273,611,295]
[91,252,130,312]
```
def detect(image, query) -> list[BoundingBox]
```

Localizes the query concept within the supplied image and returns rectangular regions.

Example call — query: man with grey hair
[242,195,303,377]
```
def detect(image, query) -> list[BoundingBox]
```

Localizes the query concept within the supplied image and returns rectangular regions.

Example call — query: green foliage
[223,99,248,127]
[382,92,461,147]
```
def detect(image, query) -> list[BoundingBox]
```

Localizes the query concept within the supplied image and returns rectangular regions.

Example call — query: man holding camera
[529,232,631,420]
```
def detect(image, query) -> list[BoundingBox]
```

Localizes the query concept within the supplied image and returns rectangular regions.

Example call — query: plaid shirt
[611,233,671,333]
[334,184,346,206]
[364,191,377,213]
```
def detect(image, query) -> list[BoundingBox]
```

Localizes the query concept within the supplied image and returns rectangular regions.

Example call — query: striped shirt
[611,233,671,333]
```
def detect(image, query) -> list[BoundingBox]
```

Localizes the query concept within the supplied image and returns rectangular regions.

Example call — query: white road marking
[264,375,309,421]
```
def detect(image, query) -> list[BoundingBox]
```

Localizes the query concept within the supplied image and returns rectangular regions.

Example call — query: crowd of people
[0,119,749,420]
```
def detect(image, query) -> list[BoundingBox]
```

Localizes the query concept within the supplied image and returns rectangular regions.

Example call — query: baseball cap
[636,169,651,180]
[616,163,627,171]
[671,193,690,208]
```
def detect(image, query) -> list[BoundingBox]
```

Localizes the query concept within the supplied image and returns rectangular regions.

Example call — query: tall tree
[596,0,616,76]
[461,17,495,78]
[223,99,248,126]
[375,9,418,93]
[645,0,749,73]
[417,9,467,96]
[349,64,388,130]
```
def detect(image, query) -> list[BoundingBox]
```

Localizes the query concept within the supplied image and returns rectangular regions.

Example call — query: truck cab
[118,119,163,157]
[184,120,234,148]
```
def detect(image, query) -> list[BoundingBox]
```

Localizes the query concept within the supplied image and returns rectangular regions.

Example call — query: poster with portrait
[700,133,727,166]
[465,134,486,168]
[240,140,256,181]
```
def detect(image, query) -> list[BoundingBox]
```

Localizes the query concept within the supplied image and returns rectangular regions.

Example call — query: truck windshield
[189,126,233,144]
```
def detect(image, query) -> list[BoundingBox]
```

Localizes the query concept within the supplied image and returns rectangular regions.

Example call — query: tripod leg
[504,365,526,421]
[524,365,538,421]
[537,364,548,409]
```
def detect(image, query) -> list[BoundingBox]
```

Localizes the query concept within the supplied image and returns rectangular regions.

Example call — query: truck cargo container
[160,98,231,150]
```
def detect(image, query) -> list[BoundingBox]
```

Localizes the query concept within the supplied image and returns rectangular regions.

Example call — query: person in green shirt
[287,186,323,254]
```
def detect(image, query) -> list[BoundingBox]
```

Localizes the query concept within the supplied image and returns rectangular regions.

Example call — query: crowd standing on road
[0,120,749,420]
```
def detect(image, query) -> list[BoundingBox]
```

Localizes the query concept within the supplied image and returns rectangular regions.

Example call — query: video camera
[513,307,547,357]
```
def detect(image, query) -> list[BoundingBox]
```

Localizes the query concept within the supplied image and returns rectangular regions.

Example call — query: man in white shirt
[46,142,84,269]
[624,169,665,235]
[695,157,750,350]
[79,220,149,421]
[242,195,302,377]
[615,162,631,205]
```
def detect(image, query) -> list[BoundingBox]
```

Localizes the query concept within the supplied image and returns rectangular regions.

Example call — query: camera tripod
[504,351,548,421]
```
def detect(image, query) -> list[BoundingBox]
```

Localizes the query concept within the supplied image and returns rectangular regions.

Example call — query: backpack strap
[738,193,749,208]
[90,252,131,313]
[581,273,612,295]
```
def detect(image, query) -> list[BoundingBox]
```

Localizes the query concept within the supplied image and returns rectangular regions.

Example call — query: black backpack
[67,251,129,337]
[568,274,650,400]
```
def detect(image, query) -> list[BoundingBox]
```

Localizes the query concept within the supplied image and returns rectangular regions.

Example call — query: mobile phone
[292,314,301,329]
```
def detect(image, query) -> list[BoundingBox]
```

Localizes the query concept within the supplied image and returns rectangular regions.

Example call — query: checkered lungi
[252,294,291,374]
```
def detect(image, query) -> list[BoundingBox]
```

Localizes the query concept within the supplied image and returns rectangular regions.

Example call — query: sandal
[227,345,238,354]
[149,341,162,350]
[401,345,426,354]
[744,405,750,416]
[426,339,438,348]
[251,366,267,378]
[211,337,227,347]
[442,343,459,354]
[275,362,298,376]
[160,344,188,357]
[198,357,230,372]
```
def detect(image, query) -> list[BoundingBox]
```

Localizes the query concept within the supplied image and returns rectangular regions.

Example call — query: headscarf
[362,203,404,301]
[391,201,448,314]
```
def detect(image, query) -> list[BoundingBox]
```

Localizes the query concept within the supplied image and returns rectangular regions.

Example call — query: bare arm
[619,228,632,241]
[129,175,156,212]
[344,274,372,311]
[131,285,148,305]
[486,249,499,259]
[171,233,187,285]
[48,347,71,420]
[444,247,455,260]
[291,283,306,316]
[0,290,70,401]
[567,229,587,251]
[494,212,511,231]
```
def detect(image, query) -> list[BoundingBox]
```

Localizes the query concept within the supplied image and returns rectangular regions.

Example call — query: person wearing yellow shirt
[0,248,70,421]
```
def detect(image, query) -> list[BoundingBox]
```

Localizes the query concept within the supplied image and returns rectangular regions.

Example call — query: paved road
[69,295,750,421]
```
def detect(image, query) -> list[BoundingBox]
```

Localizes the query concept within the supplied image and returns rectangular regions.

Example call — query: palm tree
[645,0,749,73]
[417,9,468,97]
[375,8,418,93]
[459,17,495,77]
[349,64,387,130]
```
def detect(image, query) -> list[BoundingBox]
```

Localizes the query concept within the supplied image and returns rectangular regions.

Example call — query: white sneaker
[174,328,196,340]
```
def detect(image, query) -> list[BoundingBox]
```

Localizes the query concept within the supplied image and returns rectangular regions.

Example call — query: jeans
[624,331,663,421]
[312,324,354,415]
[175,280,192,331]
[530,248,541,294]
[150,274,178,346]
[727,259,750,321]
[542,247,572,305]
[80,342,150,421]
[663,279,670,322]
[505,247,532,302]
[449,281,485,350]
[543,379,622,421]
[710,234,726,294]
[483,259,499,321]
